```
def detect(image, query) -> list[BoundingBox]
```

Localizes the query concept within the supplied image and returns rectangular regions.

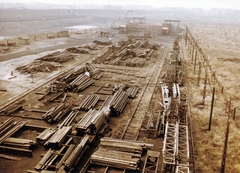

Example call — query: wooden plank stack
[109,90,128,116]
[44,126,72,149]
[36,128,56,145]
[42,103,71,123]
[0,118,27,144]
[78,94,100,110]
[68,74,93,92]
[75,109,106,135]
[91,137,153,170]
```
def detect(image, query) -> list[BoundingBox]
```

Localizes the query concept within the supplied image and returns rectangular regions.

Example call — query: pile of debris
[66,47,91,54]
[93,38,112,45]
[37,52,74,63]
[16,60,58,74]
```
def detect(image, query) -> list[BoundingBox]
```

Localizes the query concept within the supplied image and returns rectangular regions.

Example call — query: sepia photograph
[0,0,239,173]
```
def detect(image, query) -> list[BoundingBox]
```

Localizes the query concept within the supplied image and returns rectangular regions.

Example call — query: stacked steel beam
[78,94,100,110]
[0,100,25,115]
[109,90,128,116]
[44,126,72,148]
[64,135,89,172]
[3,137,36,149]
[36,128,56,145]
[68,74,93,92]
[75,109,106,134]
[126,87,138,98]
[0,118,27,144]
[57,110,79,129]
[42,103,71,123]
[35,138,72,171]
[91,137,153,170]
[91,69,103,80]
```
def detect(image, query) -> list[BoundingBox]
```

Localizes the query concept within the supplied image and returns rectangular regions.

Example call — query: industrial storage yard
[0,7,240,173]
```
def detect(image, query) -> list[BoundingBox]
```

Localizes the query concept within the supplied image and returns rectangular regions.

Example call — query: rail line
[121,44,170,141]
[181,40,196,173]
[88,43,171,173]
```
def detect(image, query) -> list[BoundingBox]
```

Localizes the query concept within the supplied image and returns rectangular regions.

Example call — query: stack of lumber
[57,110,79,129]
[42,103,71,123]
[125,57,145,67]
[37,52,74,63]
[35,138,72,171]
[3,137,36,149]
[0,99,25,115]
[64,135,89,172]
[44,126,72,149]
[126,87,138,98]
[109,90,128,116]
[0,118,27,144]
[75,109,106,134]
[68,74,93,92]
[90,68,103,80]
[91,137,153,170]
[36,128,56,145]
[16,61,58,74]
[66,47,90,54]
[78,94,100,110]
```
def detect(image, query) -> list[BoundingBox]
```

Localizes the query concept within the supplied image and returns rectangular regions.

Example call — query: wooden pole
[191,45,194,64]
[202,68,208,104]
[197,62,201,86]
[220,119,230,173]
[233,107,236,120]
[194,51,198,74]
[208,87,215,130]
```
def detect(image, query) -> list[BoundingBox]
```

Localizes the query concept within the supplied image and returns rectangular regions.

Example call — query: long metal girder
[175,166,189,173]
[162,122,178,165]
[177,125,189,167]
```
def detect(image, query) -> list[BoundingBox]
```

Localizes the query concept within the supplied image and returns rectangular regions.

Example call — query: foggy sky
[1,0,240,10]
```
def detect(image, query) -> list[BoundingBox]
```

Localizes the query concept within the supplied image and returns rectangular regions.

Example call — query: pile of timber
[37,52,74,63]
[61,67,86,83]
[91,137,153,170]
[78,94,100,110]
[93,38,112,45]
[82,43,98,50]
[44,91,65,104]
[63,135,89,172]
[44,126,72,149]
[36,128,56,145]
[126,87,138,98]
[66,47,90,54]
[75,109,106,134]
[68,73,93,92]
[125,57,145,67]
[16,61,58,74]
[3,137,36,150]
[57,110,79,129]
[0,99,25,115]
[109,56,122,66]
[90,68,103,80]
[109,90,128,116]
[35,138,72,171]
[0,118,27,144]
[42,103,71,123]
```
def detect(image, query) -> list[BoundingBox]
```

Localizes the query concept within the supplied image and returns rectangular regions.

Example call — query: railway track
[87,44,171,173]
[121,44,170,141]
[181,41,196,173]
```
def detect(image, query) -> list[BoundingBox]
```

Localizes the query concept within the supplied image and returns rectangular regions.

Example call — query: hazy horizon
[1,0,240,10]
